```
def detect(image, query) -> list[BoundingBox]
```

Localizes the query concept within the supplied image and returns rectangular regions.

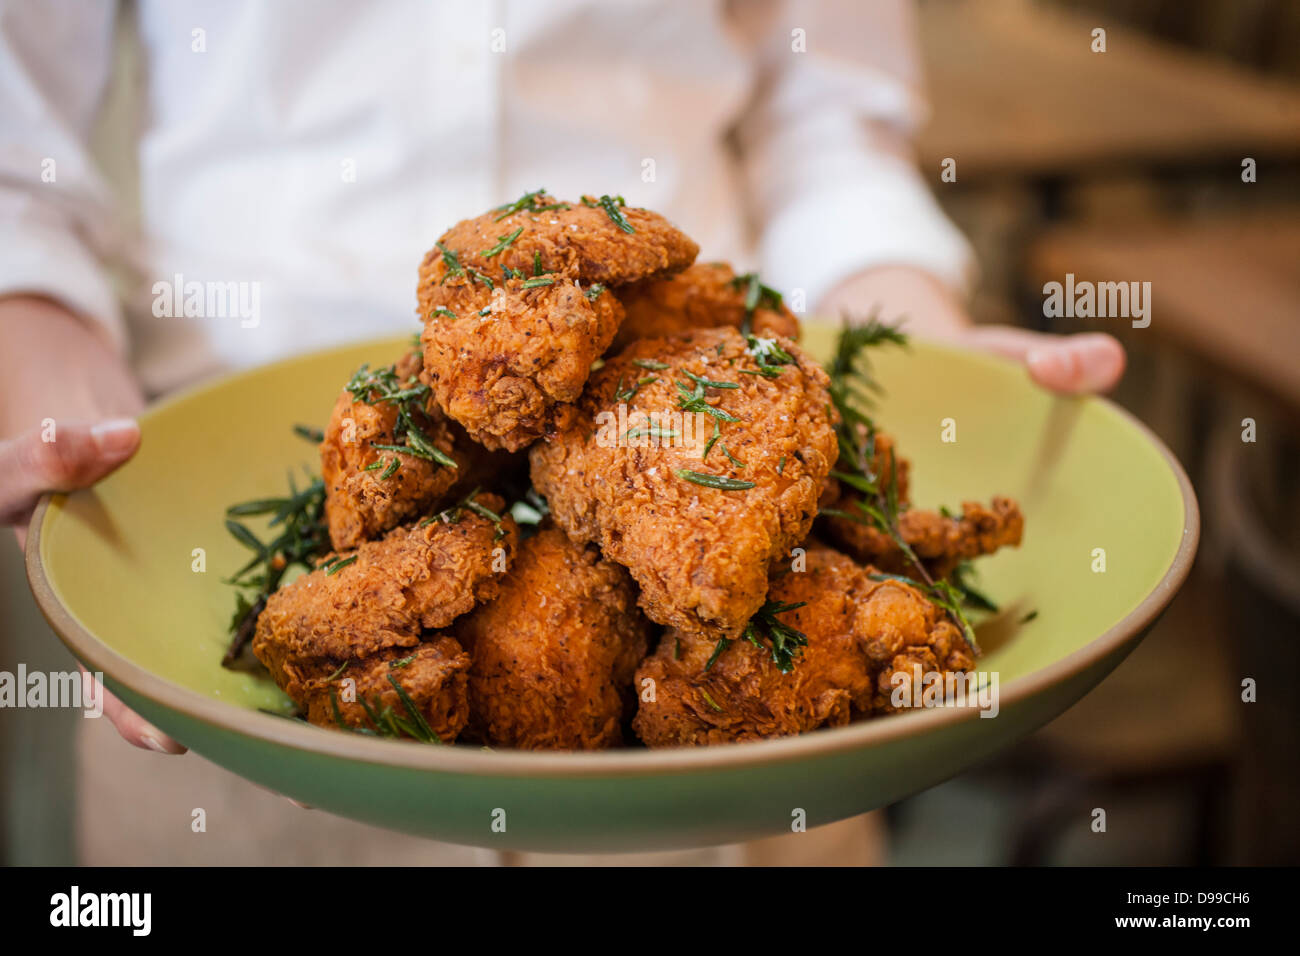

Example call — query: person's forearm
[815,265,970,338]
[0,295,144,438]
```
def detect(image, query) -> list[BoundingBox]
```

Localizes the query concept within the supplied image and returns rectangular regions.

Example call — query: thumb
[959,326,1126,395]
[0,419,141,528]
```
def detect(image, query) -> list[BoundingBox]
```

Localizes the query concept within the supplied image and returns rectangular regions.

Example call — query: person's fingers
[81,666,187,755]
[0,418,141,526]
[959,326,1126,395]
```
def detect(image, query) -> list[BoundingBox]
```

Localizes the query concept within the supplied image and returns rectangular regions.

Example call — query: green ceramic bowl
[26,324,1198,852]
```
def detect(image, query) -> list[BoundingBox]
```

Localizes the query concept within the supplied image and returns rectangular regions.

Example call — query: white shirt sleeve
[730,0,975,307]
[0,0,127,350]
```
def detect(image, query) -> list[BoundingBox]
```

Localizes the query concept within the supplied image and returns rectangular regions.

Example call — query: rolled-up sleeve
[731,0,974,307]
[0,0,126,350]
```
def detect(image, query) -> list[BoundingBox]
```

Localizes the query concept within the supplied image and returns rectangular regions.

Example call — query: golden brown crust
[252,493,518,664]
[429,193,698,287]
[320,351,469,551]
[529,327,838,640]
[455,527,653,750]
[418,258,626,451]
[823,495,1024,578]
[279,639,472,742]
[633,545,975,747]
[610,262,801,353]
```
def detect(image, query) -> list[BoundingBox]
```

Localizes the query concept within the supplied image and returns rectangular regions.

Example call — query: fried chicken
[252,493,517,738]
[418,265,625,451]
[823,495,1024,578]
[454,526,653,750]
[530,326,838,640]
[633,544,976,747]
[610,262,800,353]
[430,191,698,287]
[321,349,497,550]
[266,639,473,743]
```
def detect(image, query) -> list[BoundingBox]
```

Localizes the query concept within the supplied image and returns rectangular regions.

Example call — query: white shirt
[0,0,971,396]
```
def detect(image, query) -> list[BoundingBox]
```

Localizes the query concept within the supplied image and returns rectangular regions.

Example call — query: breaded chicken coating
[454,526,653,750]
[823,495,1024,578]
[418,262,625,451]
[530,327,838,641]
[633,545,975,747]
[253,493,517,664]
[430,191,698,287]
[262,638,472,743]
[321,349,477,550]
[610,262,800,353]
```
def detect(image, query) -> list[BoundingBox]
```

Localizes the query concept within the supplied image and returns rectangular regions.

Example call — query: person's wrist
[814,265,970,338]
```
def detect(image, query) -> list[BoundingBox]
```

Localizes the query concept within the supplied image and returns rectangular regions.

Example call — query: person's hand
[1,295,186,754]
[817,265,1125,394]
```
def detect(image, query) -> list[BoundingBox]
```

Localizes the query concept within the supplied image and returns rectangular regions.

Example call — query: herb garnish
[346,361,457,469]
[743,335,798,378]
[492,188,569,221]
[675,469,755,491]
[707,600,809,674]
[437,241,463,281]
[222,463,329,667]
[822,317,981,653]
[481,226,524,258]
[730,273,783,335]
[581,194,634,233]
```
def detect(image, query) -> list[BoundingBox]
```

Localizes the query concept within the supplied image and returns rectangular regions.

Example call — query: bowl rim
[25,339,1200,779]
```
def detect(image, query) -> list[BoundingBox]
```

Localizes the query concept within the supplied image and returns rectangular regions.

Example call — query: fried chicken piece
[530,326,838,640]
[823,495,1024,578]
[430,191,698,287]
[264,639,473,743]
[252,494,516,740]
[418,263,625,450]
[253,493,517,664]
[610,262,800,353]
[454,526,652,750]
[321,349,492,550]
[633,545,975,747]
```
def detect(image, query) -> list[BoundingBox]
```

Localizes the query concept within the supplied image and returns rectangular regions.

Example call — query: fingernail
[1025,348,1068,385]
[139,731,170,753]
[90,419,139,457]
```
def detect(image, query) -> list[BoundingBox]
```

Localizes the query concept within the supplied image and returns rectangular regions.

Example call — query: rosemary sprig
[481,226,524,258]
[222,461,330,666]
[581,194,634,233]
[492,188,568,221]
[681,369,738,390]
[437,241,463,281]
[823,317,981,654]
[675,470,755,491]
[345,361,458,469]
[707,600,809,674]
[743,335,797,378]
[293,423,324,443]
[730,273,783,335]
